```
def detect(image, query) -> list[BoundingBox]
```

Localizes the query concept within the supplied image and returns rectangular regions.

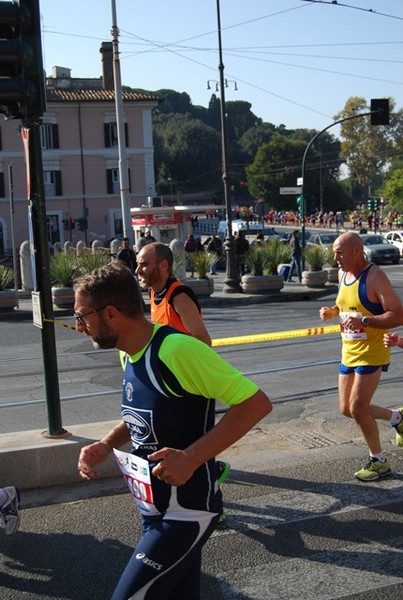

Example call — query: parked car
[383,231,403,256]
[307,232,339,249]
[360,234,400,264]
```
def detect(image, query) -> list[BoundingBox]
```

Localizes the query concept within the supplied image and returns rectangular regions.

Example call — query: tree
[334,97,395,197]
[153,114,221,191]
[246,134,307,206]
[381,166,403,213]
[239,123,277,161]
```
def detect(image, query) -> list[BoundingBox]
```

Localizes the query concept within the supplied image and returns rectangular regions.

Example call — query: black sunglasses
[74,306,107,326]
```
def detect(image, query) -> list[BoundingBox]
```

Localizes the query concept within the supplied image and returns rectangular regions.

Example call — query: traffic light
[69,218,75,230]
[77,217,87,231]
[296,195,303,218]
[370,99,389,126]
[0,0,46,121]
[62,218,69,231]
[367,197,378,211]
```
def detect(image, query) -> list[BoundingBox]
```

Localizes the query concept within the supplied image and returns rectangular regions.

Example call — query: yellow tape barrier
[44,317,340,345]
[212,324,340,347]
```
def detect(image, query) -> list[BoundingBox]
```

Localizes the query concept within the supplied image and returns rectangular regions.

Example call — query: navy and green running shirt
[119,324,258,518]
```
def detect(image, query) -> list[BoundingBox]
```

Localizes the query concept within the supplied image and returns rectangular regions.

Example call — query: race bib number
[113,449,159,515]
[339,311,367,341]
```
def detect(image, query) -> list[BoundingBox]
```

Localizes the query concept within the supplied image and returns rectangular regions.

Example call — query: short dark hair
[148,242,173,273]
[74,262,143,317]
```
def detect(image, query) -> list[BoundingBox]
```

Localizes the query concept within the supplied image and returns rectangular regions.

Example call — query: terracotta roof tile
[46,89,162,103]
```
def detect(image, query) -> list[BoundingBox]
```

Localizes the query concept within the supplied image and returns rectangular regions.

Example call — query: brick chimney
[100,42,114,90]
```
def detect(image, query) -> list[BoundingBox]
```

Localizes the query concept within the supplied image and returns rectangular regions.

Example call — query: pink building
[0,42,161,254]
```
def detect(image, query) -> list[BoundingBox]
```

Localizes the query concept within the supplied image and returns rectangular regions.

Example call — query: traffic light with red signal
[0,0,46,121]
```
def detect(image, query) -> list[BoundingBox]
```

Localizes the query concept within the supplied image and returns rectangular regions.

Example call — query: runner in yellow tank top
[319,232,403,481]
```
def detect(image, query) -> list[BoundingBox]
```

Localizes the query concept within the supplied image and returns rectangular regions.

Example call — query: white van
[217,219,282,240]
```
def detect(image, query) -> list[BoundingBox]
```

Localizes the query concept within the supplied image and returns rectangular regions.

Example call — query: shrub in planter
[50,252,81,288]
[187,251,219,279]
[245,246,268,276]
[264,238,292,275]
[303,245,327,271]
[0,265,17,310]
[302,245,328,288]
[79,251,112,274]
[0,265,14,291]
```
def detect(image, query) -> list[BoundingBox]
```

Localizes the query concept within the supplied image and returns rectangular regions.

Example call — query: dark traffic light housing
[370,99,389,126]
[0,0,46,121]
[77,217,87,231]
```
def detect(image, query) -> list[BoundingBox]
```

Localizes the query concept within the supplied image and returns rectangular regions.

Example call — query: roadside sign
[297,177,303,186]
[280,186,302,195]
[32,291,43,329]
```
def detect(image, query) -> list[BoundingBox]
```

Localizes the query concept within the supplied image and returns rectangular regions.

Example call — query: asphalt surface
[1,275,402,600]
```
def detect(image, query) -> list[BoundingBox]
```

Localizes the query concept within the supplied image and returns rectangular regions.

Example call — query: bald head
[335,232,363,252]
[136,242,173,291]
[333,231,366,273]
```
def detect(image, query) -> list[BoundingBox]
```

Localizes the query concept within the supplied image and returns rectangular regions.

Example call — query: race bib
[339,311,367,341]
[113,449,159,515]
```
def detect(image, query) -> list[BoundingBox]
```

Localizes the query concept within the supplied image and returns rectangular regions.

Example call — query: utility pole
[111,0,133,244]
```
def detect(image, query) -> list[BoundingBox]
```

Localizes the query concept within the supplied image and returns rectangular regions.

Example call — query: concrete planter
[241,274,284,294]
[326,267,339,284]
[52,286,75,308]
[302,270,328,288]
[183,277,214,297]
[0,289,18,310]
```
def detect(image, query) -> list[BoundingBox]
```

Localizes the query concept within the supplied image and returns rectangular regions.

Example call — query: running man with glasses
[73,262,272,600]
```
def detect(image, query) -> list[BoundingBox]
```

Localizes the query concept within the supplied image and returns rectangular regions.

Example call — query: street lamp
[215,0,241,292]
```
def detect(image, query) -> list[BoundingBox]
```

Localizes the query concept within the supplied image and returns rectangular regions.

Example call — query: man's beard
[139,267,159,289]
[91,317,118,350]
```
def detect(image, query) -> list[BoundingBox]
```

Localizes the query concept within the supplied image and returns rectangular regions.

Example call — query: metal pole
[216,0,240,292]
[25,121,67,437]
[8,163,19,307]
[111,0,133,244]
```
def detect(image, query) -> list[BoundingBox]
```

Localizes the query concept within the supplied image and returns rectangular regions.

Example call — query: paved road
[1,431,402,600]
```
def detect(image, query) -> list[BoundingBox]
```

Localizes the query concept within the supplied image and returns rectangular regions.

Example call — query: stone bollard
[19,240,33,291]
[170,238,186,280]
[76,240,85,257]
[110,239,119,257]
[92,239,103,253]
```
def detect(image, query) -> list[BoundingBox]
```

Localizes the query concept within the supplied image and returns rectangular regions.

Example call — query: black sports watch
[362,316,370,327]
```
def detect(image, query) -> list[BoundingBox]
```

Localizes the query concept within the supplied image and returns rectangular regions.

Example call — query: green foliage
[245,246,268,276]
[245,239,291,276]
[325,248,338,268]
[264,238,292,275]
[187,251,218,279]
[381,167,403,212]
[153,113,221,190]
[50,252,81,287]
[335,96,396,190]
[50,251,112,287]
[0,265,14,290]
[80,252,112,272]
[304,245,327,271]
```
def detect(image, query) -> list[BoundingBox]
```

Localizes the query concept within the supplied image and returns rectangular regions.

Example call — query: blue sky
[39,0,403,132]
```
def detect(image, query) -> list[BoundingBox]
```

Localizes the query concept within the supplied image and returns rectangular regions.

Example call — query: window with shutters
[40,124,59,150]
